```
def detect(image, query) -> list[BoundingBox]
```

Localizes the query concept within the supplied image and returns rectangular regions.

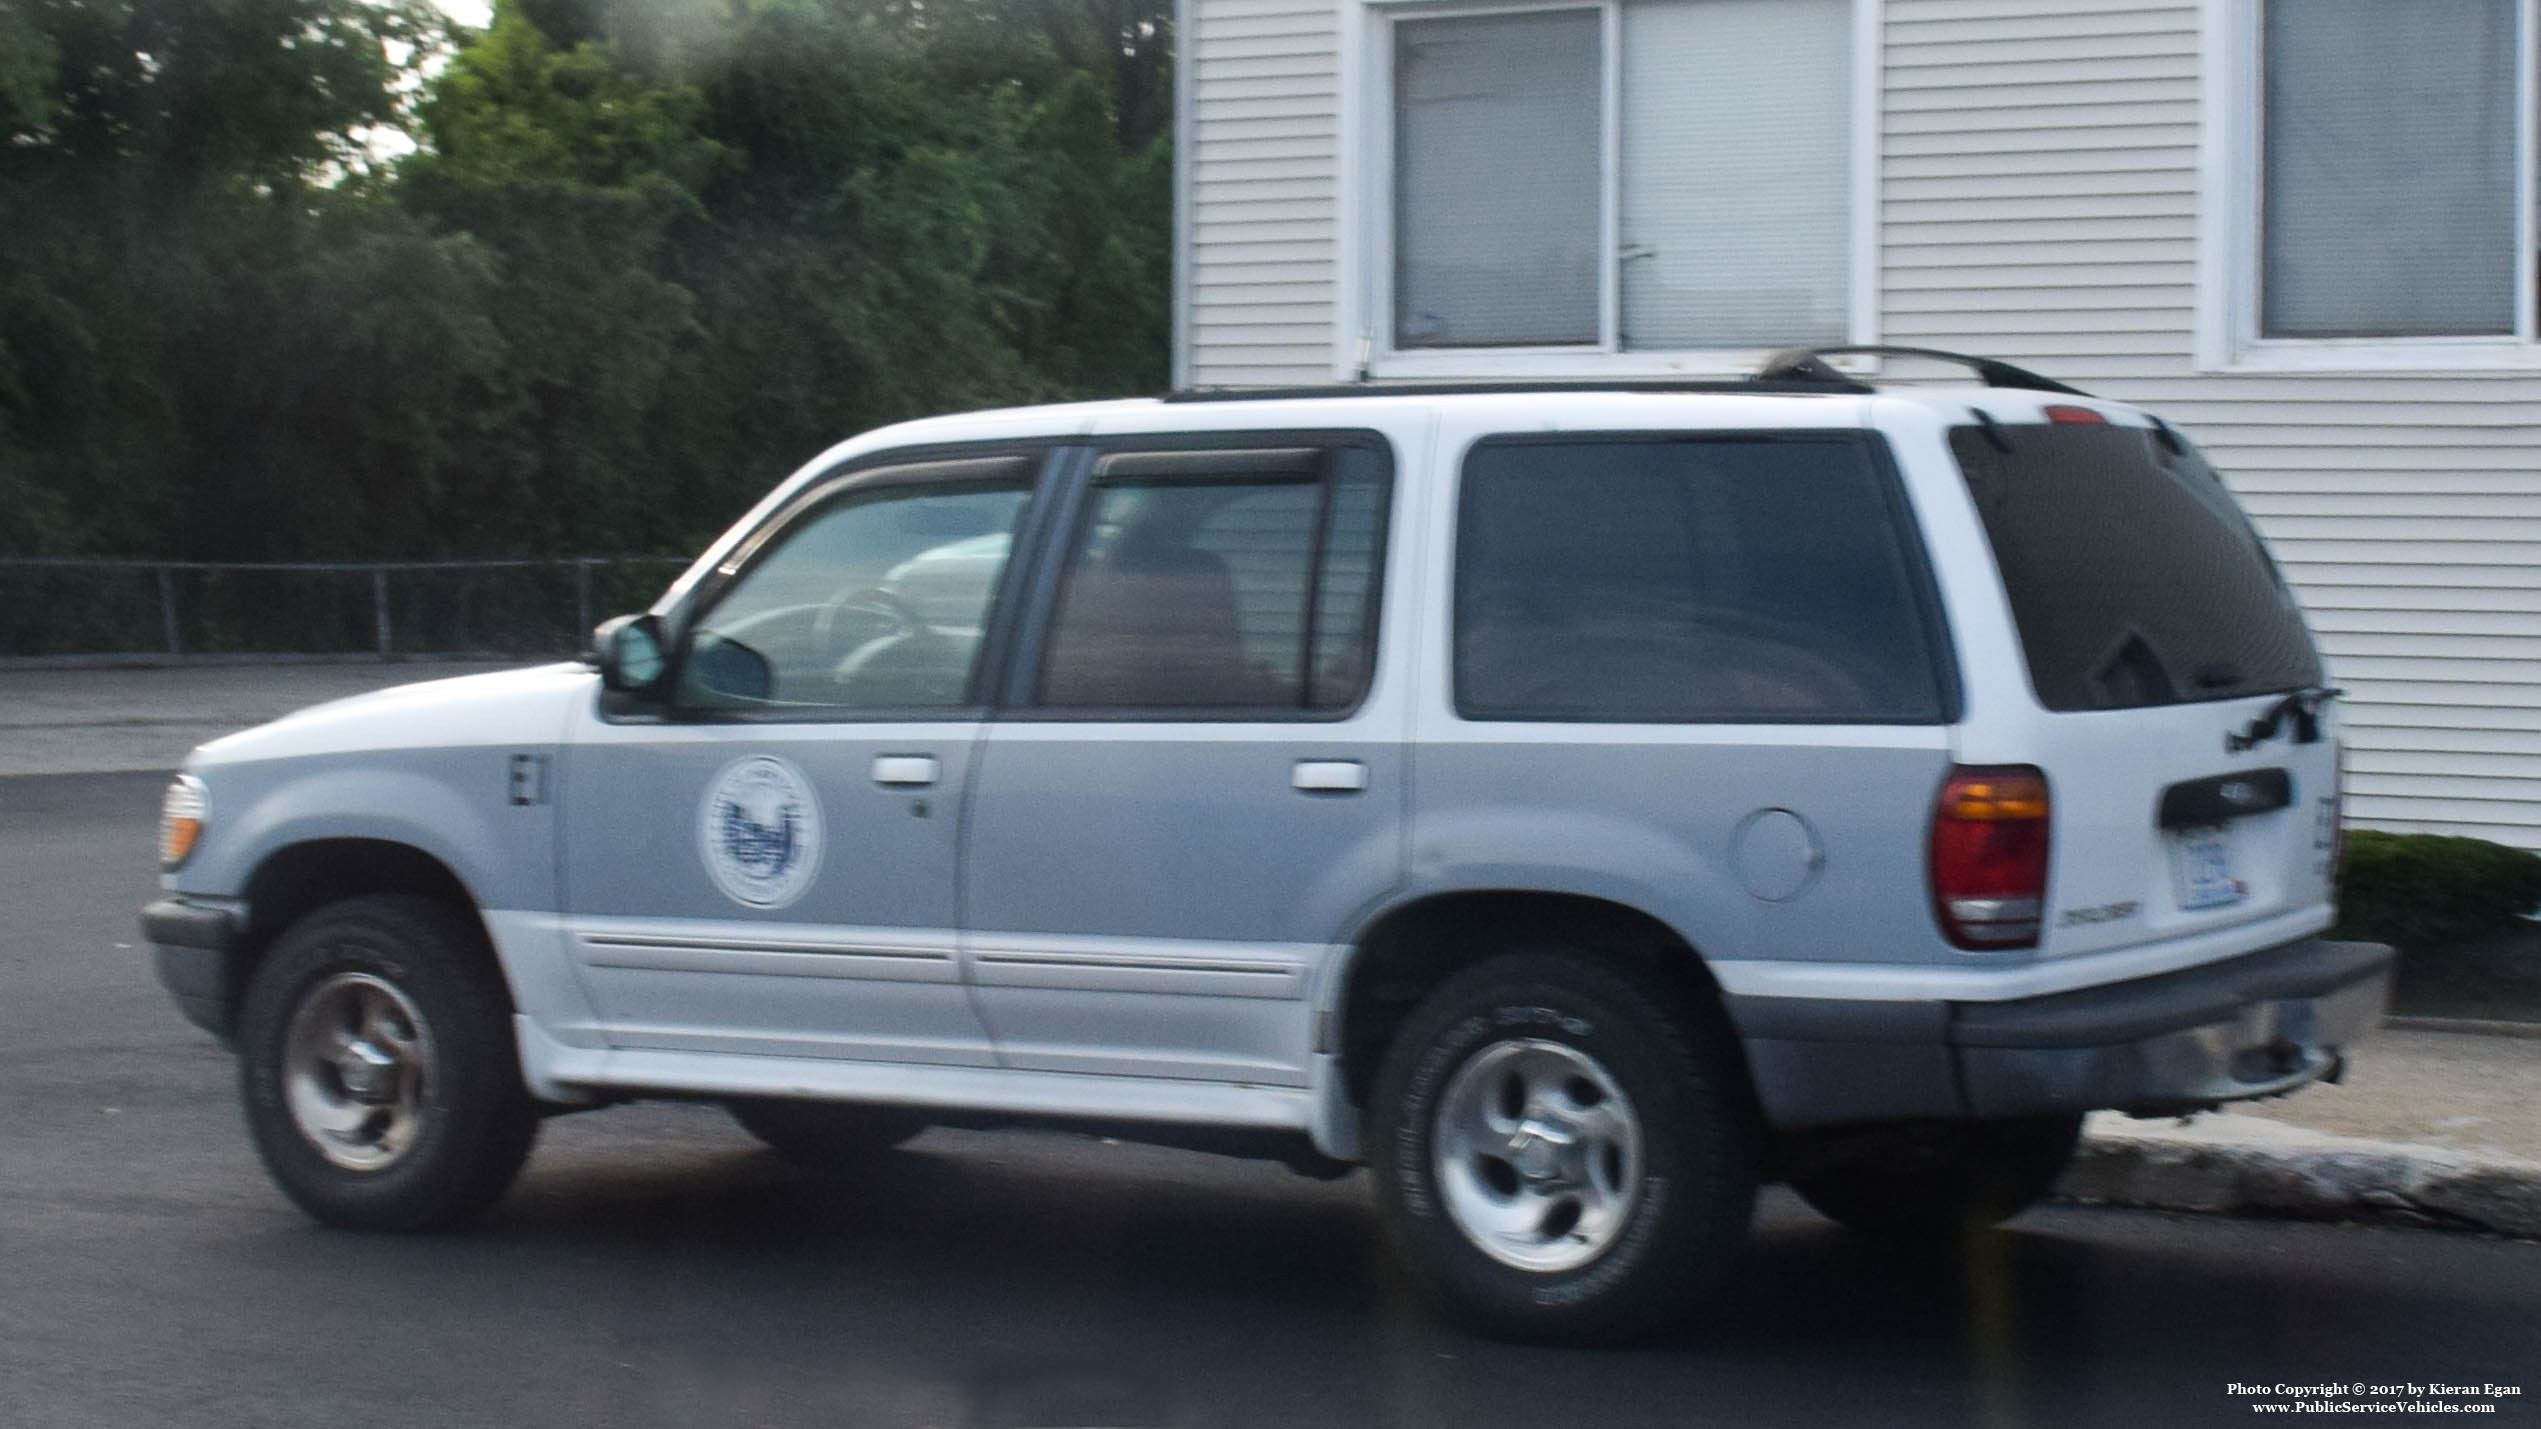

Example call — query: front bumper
[141,896,246,1042]
[1730,936,2395,1128]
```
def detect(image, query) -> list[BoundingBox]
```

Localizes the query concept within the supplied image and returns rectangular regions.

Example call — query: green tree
[0,0,449,556]
[399,10,723,553]
[0,0,1179,575]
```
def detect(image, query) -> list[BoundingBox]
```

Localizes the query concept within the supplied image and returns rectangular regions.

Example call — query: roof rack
[1159,346,2082,404]
[1757,345,2090,396]
[1163,376,1873,402]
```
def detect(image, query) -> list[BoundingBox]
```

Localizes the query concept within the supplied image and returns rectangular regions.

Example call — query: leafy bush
[2333,830,2541,950]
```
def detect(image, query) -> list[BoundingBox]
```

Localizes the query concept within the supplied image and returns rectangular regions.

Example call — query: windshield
[1949,421,2322,712]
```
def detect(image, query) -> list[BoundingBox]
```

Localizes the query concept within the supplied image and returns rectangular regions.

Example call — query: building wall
[1181,0,2541,847]
[1882,0,2541,848]
[1183,0,1345,386]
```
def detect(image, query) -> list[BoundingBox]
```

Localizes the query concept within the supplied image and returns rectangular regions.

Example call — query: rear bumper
[141,896,245,1042]
[1729,936,2394,1128]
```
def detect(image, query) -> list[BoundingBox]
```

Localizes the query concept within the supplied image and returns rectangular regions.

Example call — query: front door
[560,453,1043,1065]
[959,434,1406,1085]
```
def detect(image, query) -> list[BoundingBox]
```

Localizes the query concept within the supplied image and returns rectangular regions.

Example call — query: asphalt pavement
[2,759,2538,1424]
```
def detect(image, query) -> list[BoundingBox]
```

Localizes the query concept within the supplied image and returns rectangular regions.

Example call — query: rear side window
[1948,423,2322,712]
[1455,435,1950,723]
[1036,444,1389,714]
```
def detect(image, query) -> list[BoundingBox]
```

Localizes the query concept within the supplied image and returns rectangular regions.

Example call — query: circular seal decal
[696,755,824,909]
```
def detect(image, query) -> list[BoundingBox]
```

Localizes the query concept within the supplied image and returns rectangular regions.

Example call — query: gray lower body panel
[1730,936,2395,1128]
[142,896,243,1042]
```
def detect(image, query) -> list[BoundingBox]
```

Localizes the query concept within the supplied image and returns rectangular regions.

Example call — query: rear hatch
[1950,415,2341,960]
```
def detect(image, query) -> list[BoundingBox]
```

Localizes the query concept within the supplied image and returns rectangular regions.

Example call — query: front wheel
[237,895,538,1230]
[1369,953,1760,1344]
[1788,1114,2084,1239]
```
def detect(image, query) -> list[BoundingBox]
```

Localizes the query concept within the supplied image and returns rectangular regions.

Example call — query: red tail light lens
[2042,404,2106,425]
[1929,765,2051,949]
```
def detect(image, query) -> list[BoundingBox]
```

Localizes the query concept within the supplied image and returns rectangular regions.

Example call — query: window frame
[2196,0,2541,372]
[1447,428,1963,727]
[610,444,1062,726]
[1336,0,1883,380]
[1001,430,1397,723]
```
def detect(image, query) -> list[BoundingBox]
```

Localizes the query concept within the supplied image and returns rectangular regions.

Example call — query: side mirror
[590,613,670,697]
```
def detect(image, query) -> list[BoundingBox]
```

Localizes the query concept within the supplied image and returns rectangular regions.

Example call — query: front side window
[1390,0,1854,356]
[1454,436,1948,723]
[678,463,1034,712]
[2261,0,2524,339]
[1036,445,1389,714]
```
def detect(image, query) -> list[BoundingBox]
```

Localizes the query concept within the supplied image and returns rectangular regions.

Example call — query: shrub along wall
[2333,830,2541,1020]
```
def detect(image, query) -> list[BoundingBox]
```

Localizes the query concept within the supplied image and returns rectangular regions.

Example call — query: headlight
[159,775,207,869]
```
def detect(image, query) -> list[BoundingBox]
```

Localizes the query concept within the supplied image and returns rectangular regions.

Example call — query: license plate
[2167,824,2246,911]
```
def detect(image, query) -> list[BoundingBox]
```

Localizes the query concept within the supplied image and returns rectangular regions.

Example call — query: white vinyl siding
[1182,0,2541,847]
[1883,0,2541,849]
[1186,0,1345,386]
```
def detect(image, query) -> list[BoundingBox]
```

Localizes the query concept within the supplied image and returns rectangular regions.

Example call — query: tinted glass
[1948,423,2322,712]
[1309,470,1386,707]
[1455,437,1947,722]
[680,479,1031,711]
[1039,448,1386,712]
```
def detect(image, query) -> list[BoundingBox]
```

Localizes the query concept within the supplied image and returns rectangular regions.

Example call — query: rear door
[1946,416,2341,958]
[957,432,1403,1085]
[1413,418,1964,987]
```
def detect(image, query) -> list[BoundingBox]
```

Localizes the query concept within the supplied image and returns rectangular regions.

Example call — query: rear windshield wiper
[2225,686,2344,753]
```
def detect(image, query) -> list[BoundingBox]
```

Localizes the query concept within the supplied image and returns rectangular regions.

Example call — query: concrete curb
[2383,1014,2541,1040]
[2059,1112,2541,1239]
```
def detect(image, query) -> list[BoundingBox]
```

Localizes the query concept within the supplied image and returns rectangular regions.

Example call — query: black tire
[1368,952,1761,1345]
[237,895,538,1231]
[1788,1114,2084,1238]
[725,1098,928,1171]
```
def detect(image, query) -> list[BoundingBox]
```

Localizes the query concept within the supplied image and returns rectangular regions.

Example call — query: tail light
[1929,765,2050,949]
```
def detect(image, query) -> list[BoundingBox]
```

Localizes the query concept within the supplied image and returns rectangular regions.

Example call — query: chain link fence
[0,558,693,660]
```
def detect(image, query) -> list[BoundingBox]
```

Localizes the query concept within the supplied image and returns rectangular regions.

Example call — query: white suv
[143,349,2390,1343]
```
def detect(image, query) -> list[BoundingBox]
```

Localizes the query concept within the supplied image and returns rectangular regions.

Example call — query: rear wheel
[1369,952,1760,1344]
[725,1098,928,1171]
[237,895,538,1230]
[1789,1114,2083,1238]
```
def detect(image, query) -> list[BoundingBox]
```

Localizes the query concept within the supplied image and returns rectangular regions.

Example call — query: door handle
[1293,760,1367,793]
[871,755,940,788]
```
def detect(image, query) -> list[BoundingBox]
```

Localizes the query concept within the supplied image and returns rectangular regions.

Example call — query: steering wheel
[816,586,957,698]
[814,585,927,648]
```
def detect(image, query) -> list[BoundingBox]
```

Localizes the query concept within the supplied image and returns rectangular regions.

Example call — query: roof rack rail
[1757,346,2090,397]
[1161,375,1874,403]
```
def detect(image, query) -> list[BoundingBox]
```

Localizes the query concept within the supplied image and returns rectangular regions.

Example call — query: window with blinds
[1389,0,1855,355]
[2261,0,2522,339]
[1393,10,1602,348]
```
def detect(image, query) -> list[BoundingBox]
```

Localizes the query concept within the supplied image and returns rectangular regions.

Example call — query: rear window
[1455,435,1951,723]
[1949,422,2321,712]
